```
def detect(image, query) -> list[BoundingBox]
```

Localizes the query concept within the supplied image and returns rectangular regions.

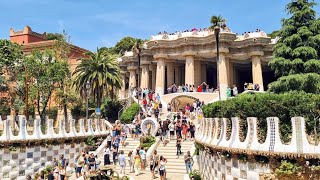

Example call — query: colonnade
[121,52,265,100]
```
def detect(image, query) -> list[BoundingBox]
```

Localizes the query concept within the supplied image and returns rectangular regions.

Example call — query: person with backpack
[150,150,159,179]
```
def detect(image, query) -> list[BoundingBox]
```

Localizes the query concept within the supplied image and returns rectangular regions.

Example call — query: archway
[170,95,197,112]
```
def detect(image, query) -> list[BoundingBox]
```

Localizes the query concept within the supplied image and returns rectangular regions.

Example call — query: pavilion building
[119,28,277,100]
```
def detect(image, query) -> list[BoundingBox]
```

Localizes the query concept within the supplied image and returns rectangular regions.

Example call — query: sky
[0,0,319,51]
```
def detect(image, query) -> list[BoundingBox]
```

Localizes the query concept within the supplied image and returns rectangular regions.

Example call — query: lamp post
[135,42,141,108]
[214,26,221,101]
[85,81,90,120]
[24,64,29,120]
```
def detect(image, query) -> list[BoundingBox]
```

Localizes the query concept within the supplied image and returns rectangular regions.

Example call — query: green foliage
[189,170,202,180]
[48,107,58,119]
[113,37,142,55]
[209,15,225,29]
[140,135,156,148]
[101,98,123,122]
[269,0,320,92]
[0,99,10,115]
[268,73,320,94]
[275,160,302,177]
[120,103,139,124]
[23,50,70,122]
[73,47,121,108]
[268,30,279,39]
[0,39,23,72]
[46,33,64,41]
[85,136,96,146]
[238,154,248,163]
[202,92,320,143]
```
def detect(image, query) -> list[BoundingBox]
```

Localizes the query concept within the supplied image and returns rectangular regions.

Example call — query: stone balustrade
[0,115,112,142]
[196,117,320,158]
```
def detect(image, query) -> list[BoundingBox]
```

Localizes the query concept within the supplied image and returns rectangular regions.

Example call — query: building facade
[120,28,277,100]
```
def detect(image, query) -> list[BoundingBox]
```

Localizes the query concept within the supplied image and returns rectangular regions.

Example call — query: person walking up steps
[134,151,141,176]
[104,145,111,165]
[128,151,134,173]
[184,151,193,174]
[159,156,167,180]
[150,150,159,179]
[118,150,126,175]
[176,135,182,158]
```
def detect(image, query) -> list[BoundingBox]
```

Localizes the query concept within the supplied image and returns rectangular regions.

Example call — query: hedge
[202,92,320,143]
[120,103,139,124]
[140,135,156,148]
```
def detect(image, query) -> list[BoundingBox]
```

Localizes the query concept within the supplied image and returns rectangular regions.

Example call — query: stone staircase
[156,139,194,176]
[97,137,140,173]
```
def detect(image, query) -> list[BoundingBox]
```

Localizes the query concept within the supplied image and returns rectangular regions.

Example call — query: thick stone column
[194,60,201,86]
[120,73,126,98]
[218,53,228,100]
[174,66,182,85]
[128,67,137,88]
[185,56,195,86]
[155,58,165,95]
[151,66,156,90]
[252,55,264,91]
[141,64,149,89]
[201,64,207,83]
[166,62,174,86]
[228,61,234,86]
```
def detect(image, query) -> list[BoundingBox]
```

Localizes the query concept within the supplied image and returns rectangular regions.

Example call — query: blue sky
[0,0,319,51]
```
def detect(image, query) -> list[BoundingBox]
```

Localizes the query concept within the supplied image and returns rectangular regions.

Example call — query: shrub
[120,103,139,124]
[140,135,156,148]
[189,170,202,180]
[202,92,320,143]
[101,98,123,122]
[275,160,302,177]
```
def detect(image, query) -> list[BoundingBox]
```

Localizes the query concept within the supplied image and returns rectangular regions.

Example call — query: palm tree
[209,15,225,30]
[73,48,121,108]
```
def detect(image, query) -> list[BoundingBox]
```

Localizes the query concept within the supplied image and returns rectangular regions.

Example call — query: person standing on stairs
[176,135,182,158]
[184,151,193,174]
[159,156,167,180]
[128,151,134,173]
[139,147,147,170]
[118,150,126,175]
[134,151,142,176]
[104,145,111,165]
[150,150,159,179]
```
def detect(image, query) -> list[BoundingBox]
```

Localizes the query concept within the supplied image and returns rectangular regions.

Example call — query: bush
[275,160,302,177]
[268,73,320,94]
[120,103,139,124]
[202,92,320,143]
[189,170,202,180]
[101,98,123,122]
[140,135,156,148]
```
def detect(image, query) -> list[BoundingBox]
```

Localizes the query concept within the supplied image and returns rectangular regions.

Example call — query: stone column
[252,55,264,91]
[201,63,207,83]
[228,61,234,86]
[151,66,156,90]
[120,73,126,98]
[166,62,174,86]
[155,58,165,95]
[194,60,201,86]
[174,65,182,85]
[185,56,195,86]
[218,53,228,100]
[128,67,137,88]
[141,64,150,89]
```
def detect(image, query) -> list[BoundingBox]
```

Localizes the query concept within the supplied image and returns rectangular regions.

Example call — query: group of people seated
[244,82,260,91]
[157,28,209,36]
[166,82,213,94]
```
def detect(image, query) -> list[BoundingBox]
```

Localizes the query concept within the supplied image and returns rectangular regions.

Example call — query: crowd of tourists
[167,82,214,93]
[158,28,209,36]
[244,82,261,91]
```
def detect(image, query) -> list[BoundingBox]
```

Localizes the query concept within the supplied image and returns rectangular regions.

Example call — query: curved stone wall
[195,117,320,179]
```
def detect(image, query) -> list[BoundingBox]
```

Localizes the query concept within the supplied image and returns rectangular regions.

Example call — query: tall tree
[209,15,225,30]
[114,37,142,55]
[269,0,320,93]
[24,50,69,124]
[0,40,24,115]
[73,48,121,108]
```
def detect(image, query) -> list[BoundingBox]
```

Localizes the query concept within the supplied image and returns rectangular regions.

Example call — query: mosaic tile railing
[0,115,112,141]
[195,117,320,180]
[0,115,113,180]
[196,117,320,157]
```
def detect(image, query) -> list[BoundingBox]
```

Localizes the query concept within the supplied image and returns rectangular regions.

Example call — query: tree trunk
[111,84,114,100]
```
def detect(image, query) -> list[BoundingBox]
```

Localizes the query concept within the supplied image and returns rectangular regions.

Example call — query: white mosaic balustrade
[195,117,320,179]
